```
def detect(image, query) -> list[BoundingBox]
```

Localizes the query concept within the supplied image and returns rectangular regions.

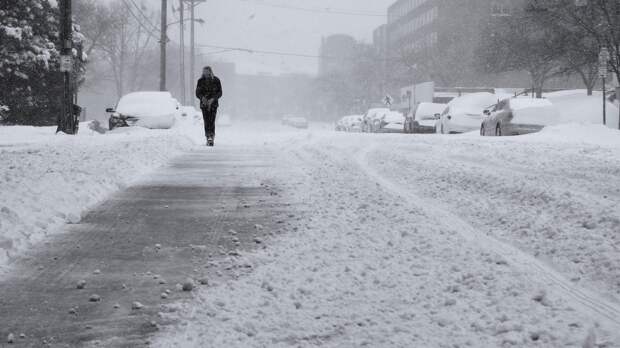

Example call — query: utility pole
[57,0,77,134]
[179,0,186,104]
[599,47,609,126]
[190,0,196,107]
[160,0,168,91]
[189,0,207,107]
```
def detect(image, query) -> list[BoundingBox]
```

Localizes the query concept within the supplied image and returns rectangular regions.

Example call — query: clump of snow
[508,97,562,126]
[1,25,23,40]
[449,92,504,115]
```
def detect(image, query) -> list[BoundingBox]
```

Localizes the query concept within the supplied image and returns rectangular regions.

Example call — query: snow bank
[547,90,620,129]
[0,121,197,270]
[525,123,620,146]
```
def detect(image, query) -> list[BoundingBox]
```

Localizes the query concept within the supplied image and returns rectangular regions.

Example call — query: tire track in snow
[352,144,620,332]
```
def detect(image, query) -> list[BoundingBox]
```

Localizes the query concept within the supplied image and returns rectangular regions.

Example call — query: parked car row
[337,91,570,137]
[337,108,406,133]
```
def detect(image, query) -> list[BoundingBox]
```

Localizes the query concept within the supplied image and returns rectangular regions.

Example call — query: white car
[405,102,446,134]
[107,91,179,130]
[378,111,405,133]
[362,108,390,133]
[435,93,502,134]
[481,97,561,136]
[336,115,363,132]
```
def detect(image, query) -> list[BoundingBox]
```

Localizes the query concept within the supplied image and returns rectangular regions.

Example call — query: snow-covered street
[4,0,620,346]
[1,121,619,347]
[149,124,620,348]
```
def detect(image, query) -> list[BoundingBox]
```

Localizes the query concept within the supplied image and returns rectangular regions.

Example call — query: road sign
[599,47,609,78]
[60,55,73,72]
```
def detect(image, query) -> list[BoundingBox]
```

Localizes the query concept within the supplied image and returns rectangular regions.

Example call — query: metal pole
[58,0,75,134]
[603,76,606,125]
[179,0,186,104]
[617,86,620,130]
[190,0,196,107]
[160,0,168,91]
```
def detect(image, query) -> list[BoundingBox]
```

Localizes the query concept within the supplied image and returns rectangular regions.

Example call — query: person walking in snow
[196,66,223,146]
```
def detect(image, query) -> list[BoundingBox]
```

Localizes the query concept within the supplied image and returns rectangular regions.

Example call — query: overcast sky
[165,0,393,76]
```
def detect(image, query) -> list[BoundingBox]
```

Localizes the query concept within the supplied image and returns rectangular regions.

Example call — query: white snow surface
[2,113,620,347]
[153,123,620,348]
[0,117,206,270]
[546,90,620,129]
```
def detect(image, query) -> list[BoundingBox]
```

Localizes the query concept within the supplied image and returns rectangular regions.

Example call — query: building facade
[318,34,357,77]
[382,0,528,88]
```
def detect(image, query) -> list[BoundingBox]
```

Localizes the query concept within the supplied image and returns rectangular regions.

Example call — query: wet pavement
[0,147,289,347]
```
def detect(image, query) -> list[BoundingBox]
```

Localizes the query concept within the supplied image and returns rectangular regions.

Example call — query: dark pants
[201,106,217,138]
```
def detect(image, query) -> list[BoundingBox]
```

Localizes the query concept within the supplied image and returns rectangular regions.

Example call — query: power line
[197,44,400,62]
[238,0,386,17]
[198,44,323,59]
[121,0,160,40]
[127,0,161,33]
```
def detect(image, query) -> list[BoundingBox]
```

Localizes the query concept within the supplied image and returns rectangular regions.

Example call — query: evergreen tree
[0,0,86,125]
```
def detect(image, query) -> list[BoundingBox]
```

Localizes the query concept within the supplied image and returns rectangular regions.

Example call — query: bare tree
[98,1,158,97]
[480,6,570,98]
[557,0,620,89]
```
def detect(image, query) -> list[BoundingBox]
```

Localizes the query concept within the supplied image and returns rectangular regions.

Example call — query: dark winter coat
[195,76,223,109]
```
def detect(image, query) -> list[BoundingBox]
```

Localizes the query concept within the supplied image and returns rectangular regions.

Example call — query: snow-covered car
[435,93,501,134]
[336,115,363,132]
[347,115,363,132]
[335,116,348,132]
[377,111,405,133]
[405,102,446,134]
[361,108,390,133]
[286,116,309,129]
[107,91,179,130]
[481,97,561,136]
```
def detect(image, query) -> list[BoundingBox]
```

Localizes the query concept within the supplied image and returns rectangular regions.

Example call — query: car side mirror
[106,108,115,113]
[434,113,441,119]
[483,110,491,116]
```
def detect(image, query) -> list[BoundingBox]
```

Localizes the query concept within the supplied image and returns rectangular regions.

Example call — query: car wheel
[440,123,445,134]
[495,123,502,136]
[480,124,485,136]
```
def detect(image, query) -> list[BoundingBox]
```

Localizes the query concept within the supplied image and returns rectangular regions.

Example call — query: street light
[167,17,205,28]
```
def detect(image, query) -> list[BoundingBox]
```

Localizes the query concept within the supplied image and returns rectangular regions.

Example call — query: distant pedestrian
[196,66,223,146]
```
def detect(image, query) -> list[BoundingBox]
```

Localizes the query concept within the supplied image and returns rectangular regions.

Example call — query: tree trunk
[530,72,546,99]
